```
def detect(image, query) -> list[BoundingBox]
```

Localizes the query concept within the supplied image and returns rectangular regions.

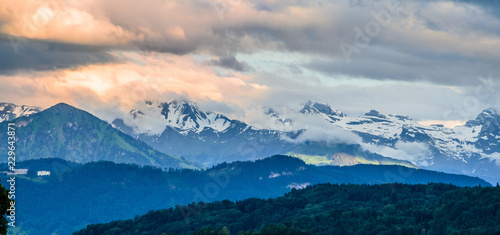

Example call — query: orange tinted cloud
[1,0,499,123]
[0,0,137,45]
[0,0,338,53]
[0,52,268,117]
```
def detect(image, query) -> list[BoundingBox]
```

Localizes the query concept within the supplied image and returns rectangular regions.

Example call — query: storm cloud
[0,35,116,74]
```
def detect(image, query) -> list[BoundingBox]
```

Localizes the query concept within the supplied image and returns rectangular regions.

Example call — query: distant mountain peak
[170,98,196,105]
[120,99,235,136]
[478,108,498,118]
[465,108,500,127]
[393,114,411,121]
[161,100,204,116]
[45,103,88,115]
[0,102,16,109]
[160,100,206,124]
[300,101,346,117]
[0,102,42,123]
[51,102,74,109]
[364,110,387,119]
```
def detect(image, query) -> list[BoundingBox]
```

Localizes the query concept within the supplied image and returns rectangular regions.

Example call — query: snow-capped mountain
[263,102,500,183]
[4,99,496,182]
[112,100,299,166]
[111,99,499,183]
[2,99,495,182]
[0,102,42,123]
[299,101,346,122]
[294,104,499,163]
[465,109,500,154]
[119,100,233,136]
[264,102,498,157]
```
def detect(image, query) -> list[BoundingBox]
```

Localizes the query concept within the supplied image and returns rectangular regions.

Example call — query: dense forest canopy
[75,183,500,235]
[0,179,11,234]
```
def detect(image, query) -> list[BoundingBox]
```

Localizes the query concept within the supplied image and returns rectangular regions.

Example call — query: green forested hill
[75,183,500,235]
[1,156,490,234]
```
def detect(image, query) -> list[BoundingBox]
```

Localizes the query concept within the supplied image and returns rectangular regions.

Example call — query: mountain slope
[1,156,489,234]
[287,142,416,168]
[0,103,197,169]
[0,102,41,123]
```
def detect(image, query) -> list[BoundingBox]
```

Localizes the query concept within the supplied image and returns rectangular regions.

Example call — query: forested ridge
[0,156,491,234]
[75,183,500,235]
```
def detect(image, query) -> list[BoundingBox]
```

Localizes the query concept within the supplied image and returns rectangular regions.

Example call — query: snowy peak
[161,100,200,119]
[461,108,500,153]
[392,114,412,121]
[476,108,500,124]
[159,100,232,133]
[0,102,42,123]
[159,100,205,129]
[124,100,233,135]
[400,125,432,143]
[479,108,499,118]
[465,108,499,127]
[476,108,500,133]
[299,101,345,122]
[364,110,387,119]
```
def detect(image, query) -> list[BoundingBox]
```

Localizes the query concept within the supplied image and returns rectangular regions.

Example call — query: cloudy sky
[1,0,499,127]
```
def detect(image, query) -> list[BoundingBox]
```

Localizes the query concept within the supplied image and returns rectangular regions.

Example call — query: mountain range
[111,100,500,183]
[0,103,197,169]
[111,100,415,168]
[112,100,299,166]
[0,100,497,234]
[1,100,499,183]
